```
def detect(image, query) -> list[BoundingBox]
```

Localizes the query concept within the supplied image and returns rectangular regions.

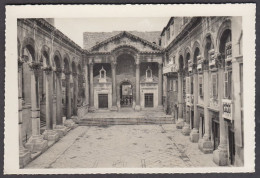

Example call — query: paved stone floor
[25,124,217,168]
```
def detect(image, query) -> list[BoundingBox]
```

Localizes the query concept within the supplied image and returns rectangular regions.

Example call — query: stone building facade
[161,17,243,166]
[17,17,243,167]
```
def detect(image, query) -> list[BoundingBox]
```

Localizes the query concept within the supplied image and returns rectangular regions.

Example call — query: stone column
[199,64,213,153]
[42,67,59,142]
[18,59,31,168]
[135,59,141,111]
[53,69,68,138]
[63,71,77,129]
[84,64,89,105]
[73,73,78,115]
[213,64,228,166]
[182,75,191,135]
[111,61,118,111]
[176,72,184,129]
[25,62,48,153]
[64,71,72,119]
[89,62,95,112]
[190,71,199,142]
[158,62,163,109]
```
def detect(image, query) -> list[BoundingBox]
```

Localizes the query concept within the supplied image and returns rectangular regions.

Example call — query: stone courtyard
[25,124,217,168]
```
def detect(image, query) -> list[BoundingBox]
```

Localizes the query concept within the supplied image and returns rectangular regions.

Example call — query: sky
[54,17,170,48]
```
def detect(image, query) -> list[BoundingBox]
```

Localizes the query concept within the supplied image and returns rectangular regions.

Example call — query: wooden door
[98,94,108,108]
[145,93,153,107]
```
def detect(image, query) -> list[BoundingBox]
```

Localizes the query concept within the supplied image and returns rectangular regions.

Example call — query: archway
[120,81,133,107]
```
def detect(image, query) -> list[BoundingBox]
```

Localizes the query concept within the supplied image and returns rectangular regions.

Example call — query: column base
[42,130,59,142]
[25,135,48,153]
[71,115,79,124]
[110,106,118,111]
[88,106,96,113]
[190,128,199,143]
[213,144,228,166]
[176,118,184,129]
[181,123,191,135]
[198,138,213,154]
[19,147,31,168]
[135,105,141,111]
[64,119,78,129]
[54,125,68,138]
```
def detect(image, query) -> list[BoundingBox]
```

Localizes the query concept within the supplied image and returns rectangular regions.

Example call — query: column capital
[64,70,71,76]
[18,57,24,67]
[111,61,117,67]
[42,66,53,75]
[72,72,78,77]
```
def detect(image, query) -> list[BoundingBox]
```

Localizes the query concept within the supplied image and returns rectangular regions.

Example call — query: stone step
[79,117,174,126]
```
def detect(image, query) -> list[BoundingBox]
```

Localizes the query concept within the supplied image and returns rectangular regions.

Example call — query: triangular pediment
[89,31,162,53]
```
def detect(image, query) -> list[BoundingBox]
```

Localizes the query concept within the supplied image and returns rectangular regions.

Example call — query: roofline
[164,17,201,52]
[89,31,163,52]
[160,17,174,36]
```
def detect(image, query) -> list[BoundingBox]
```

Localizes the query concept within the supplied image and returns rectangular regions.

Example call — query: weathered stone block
[25,135,48,153]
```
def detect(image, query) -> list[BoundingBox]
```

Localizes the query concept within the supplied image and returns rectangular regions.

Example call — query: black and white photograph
[4,4,255,174]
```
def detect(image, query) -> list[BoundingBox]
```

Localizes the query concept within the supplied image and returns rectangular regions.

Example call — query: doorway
[145,93,154,107]
[98,94,108,108]
[120,82,133,107]
[212,118,220,150]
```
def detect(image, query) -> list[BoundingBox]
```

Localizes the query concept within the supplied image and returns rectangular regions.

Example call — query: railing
[163,64,178,74]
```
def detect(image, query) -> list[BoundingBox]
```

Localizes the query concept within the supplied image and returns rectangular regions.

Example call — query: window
[191,76,194,95]
[183,17,188,25]
[199,75,203,98]
[224,71,232,99]
[169,79,173,91]
[212,74,218,99]
[171,24,174,36]
[166,28,170,40]
[173,80,178,92]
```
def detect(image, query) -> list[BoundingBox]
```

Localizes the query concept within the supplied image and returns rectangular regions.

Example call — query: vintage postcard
[4,4,255,174]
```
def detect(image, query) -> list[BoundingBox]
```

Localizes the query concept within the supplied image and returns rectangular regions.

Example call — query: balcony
[208,49,216,68]
[163,64,178,74]
[188,59,193,72]
[225,41,232,62]
[209,97,219,109]
[186,94,194,106]
[222,99,232,121]
[197,55,203,71]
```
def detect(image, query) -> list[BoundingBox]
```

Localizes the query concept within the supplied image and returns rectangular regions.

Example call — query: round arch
[63,54,71,73]
[53,50,62,69]
[21,37,36,62]
[216,19,231,53]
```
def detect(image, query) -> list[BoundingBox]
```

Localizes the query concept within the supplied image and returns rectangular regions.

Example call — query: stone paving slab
[25,124,217,168]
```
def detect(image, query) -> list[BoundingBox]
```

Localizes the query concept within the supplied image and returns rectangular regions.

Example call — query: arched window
[146,66,153,82]
[99,66,107,83]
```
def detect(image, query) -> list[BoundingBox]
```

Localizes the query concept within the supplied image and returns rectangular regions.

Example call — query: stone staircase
[78,109,173,126]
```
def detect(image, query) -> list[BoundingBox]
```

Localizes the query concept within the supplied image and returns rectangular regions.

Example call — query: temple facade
[17,17,243,168]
